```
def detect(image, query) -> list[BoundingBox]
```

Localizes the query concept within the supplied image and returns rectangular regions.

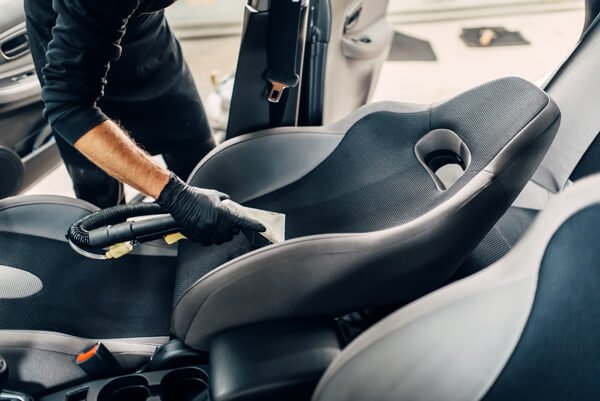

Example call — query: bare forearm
[74,120,170,199]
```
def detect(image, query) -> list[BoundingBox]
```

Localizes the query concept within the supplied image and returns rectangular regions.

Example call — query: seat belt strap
[266,0,303,104]
[531,14,600,192]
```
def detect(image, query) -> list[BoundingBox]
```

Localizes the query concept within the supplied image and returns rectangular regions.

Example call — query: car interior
[0,0,60,200]
[0,1,599,401]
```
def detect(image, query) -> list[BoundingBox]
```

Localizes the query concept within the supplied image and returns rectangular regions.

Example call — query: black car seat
[174,77,558,348]
[313,174,600,401]
[0,77,558,393]
[457,12,600,278]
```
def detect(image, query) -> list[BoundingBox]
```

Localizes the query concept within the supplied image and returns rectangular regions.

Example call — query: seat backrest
[174,78,559,350]
[312,174,600,401]
[532,13,600,191]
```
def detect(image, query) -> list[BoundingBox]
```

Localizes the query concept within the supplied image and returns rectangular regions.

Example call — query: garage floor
[373,10,583,103]
[26,8,585,199]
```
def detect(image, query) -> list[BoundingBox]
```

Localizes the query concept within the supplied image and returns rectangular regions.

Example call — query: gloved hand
[157,173,265,246]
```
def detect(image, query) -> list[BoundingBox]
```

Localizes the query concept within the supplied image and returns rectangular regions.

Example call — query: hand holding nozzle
[157,174,265,246]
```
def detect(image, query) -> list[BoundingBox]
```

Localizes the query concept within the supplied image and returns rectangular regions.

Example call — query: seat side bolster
[484,96,559,179]
[485,97,560,208]
[0,195,97,242]
[187,102,429,202]
[172,233,371,349]
[313,273,538,401]
[188,131,344,203]
[0,195,174,256]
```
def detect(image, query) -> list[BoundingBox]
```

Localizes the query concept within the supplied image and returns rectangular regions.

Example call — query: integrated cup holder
[415,129,472,191]
[97,376,151,401]
[95,368,208,401]
[161,368,209,401]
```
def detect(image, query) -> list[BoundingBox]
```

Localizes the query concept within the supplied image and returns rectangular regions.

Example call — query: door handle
[0,25,30,62]
[344,2,363,33]
[341,19,393,60]
[1,35,29,60]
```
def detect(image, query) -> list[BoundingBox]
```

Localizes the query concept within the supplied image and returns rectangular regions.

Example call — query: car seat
[0,77,558,393]
[314,173,600,401]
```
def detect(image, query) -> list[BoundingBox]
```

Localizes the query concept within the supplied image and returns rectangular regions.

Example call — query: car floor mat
[461,26,530,47]
[387,31,437,61]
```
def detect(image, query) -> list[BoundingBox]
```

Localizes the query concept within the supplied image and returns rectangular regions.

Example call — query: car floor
[26,8,584,199]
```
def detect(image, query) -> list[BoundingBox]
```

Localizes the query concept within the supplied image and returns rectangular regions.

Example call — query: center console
[39,320,342,401]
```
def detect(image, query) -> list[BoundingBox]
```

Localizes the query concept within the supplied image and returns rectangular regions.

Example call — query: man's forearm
[74,120,170,199]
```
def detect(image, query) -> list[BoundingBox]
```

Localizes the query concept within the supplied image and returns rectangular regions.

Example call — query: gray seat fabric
[173,77,559,349]
[0,196,173,393]
[313,174,600,401]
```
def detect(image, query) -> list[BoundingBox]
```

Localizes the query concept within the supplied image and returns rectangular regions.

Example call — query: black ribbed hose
[67,203,165,248]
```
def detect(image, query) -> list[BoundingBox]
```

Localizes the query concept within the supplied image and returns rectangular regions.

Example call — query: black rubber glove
[157,174,265,246]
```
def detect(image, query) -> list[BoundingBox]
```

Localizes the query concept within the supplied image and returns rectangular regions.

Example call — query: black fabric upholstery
[483,205,600,400]
[175,234,253,306]
[453,206,538,280]
[0,232,176,338]
[174,78,549,304]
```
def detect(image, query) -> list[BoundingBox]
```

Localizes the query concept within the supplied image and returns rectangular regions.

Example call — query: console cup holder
[95,368,208,401]
[97,376,151,401]
[160,367,209,401]
[415,129,472,191]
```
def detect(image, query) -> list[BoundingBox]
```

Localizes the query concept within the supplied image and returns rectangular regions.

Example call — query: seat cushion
[0,196,176,392]
[0,232,175,338]
[0,196,176,339]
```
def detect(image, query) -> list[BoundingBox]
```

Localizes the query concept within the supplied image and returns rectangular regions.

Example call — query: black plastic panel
[41,367,209,401]
[210,320,341,401]
[227,9,300,138]
[584,0,600,33]
[299,0,331,126]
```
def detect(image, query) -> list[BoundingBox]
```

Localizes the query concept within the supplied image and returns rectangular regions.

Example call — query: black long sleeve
[41,0,141,144]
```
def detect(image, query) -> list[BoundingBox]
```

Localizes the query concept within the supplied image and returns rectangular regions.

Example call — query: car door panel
[0,3,40,109]
[340,18,392,60]
[0,0,60,197]
[322,0,392,124]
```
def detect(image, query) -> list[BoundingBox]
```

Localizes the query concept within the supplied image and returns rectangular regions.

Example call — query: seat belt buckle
[267,80,289,104]
[267,74,299,104]
[76,342,122,378]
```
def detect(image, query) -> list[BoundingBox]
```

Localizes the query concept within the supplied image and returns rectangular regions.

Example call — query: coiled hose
[68,203,165,249]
